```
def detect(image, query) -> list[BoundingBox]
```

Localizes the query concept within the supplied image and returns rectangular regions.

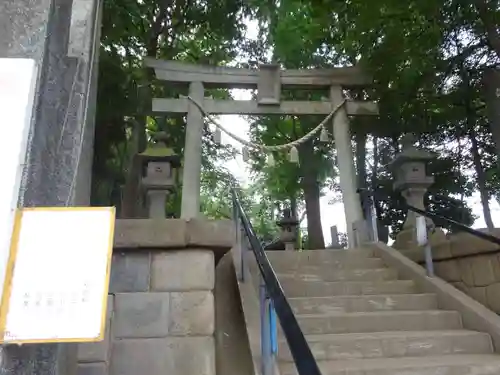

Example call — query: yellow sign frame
[0,207,115,344]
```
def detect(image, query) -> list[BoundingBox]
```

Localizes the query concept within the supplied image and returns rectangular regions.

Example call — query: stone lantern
[138,132,181,219]
[390,134,445,249]
[277,208,299,251]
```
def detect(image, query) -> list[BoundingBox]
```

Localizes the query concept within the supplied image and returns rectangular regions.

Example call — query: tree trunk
[290,195,299,248]
[120,3,173,218]
[371,136,381,219]
[457,135,467,222]
[392,134,400,154]
[302,173,325,249]
[120,117,147,218]
[355,131,367,189]
[473,0,500,59]
[290,195,297,218]
[483,68,500,171]
[469,128,495,229]
[355,131,368,218]
[299,141,325,249]
[465,68,495,229]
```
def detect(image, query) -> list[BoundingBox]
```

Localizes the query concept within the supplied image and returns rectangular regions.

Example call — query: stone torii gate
[144,59,379,246]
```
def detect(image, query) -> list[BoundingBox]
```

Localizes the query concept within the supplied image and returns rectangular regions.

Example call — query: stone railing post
[330,226,340,248]
[390,134,444,249]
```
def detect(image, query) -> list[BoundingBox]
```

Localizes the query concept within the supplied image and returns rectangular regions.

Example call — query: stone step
[280,280,416,298]
[279,354,500,375]
[271,259,387,273]
[292,310,462,335]
[277,330,492,361]
[266,249,375,261]
[266,250,379,270]
[289,294,438,314]
[277,268,398,282]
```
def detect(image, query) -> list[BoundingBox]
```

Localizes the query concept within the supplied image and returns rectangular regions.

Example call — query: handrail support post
[260,278,273,375]
[370,202,379,243]
[232,197,245,282]
[416,215,434,277]
[270,300,278,355]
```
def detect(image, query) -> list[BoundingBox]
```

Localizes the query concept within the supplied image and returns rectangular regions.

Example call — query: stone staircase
[266,247,500,375]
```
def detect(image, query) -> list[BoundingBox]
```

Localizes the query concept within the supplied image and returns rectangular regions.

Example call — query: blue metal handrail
[231,188,322,375]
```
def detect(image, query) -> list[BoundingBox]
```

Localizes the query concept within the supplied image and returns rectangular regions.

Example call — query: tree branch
[147,0,174,56]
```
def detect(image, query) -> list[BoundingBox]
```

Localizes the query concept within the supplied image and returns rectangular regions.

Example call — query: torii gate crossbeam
[145,59,379,247]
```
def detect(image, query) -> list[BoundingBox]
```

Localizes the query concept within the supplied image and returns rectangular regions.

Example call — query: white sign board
[0,58,38,318]
[0,207,115,343]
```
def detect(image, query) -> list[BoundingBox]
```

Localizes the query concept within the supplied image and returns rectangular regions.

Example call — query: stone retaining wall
[401,229,500,313]
[76,219,233,375]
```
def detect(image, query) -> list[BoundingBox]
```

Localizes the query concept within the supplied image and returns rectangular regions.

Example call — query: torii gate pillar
[330,86,364,248]
[181,81,204,219]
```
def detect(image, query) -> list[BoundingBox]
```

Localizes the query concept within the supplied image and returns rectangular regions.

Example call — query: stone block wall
[401,229,500,313]
[76,218,232,375]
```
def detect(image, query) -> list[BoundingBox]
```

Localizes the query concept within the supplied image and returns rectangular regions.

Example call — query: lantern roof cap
[390,134,437,170]
[138,131,181,166]
[276,208,299,227]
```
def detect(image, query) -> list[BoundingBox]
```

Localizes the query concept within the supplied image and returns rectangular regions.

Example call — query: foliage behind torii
[91,0,500,243]
[91,0,252,216]
[246,0,500,242]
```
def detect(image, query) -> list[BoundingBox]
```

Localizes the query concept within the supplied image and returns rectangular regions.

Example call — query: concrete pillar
[147,191,168,219]
[181,81,204,219]
[70,0,103,205]
[330,86,363,248]
[0,0,102,373]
